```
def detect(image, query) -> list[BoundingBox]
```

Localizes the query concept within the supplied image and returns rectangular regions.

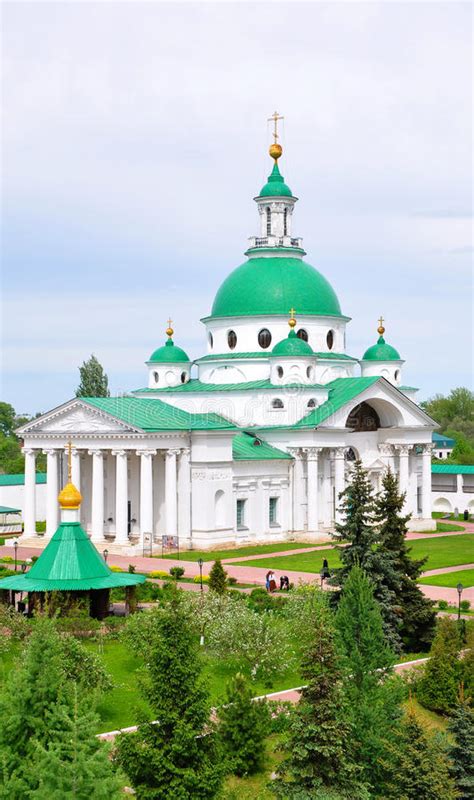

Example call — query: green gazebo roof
[0,521,145,592]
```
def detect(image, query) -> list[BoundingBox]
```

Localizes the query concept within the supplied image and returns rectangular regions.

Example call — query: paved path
[422,562,474,577]
[222,543,334,563]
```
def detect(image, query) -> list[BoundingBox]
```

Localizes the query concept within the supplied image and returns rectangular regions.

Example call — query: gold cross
[289,307,296,318]
[167,317,173,329]
[378,316,384,328]
[64,439,76,482]
[268,111,284,143]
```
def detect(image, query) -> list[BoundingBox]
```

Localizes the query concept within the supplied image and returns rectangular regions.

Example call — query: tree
[208,559,228,594]
[115,591,223,799]
[218,672,269,776]
[448,697,474,800]
[421,387,474,453]
[332,460,401,651]
[417,616,462,713]
[0,402,45,475]
[335,566,404,795]
[375,468,436,651]
[274,598,369,800]
[382,707,457,800]
[31,685,121,799]
[75,354,110,398]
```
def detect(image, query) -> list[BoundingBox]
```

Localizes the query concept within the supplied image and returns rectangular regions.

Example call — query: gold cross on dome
[64,439,76,482]
[268,111,284,143]
[167,317,173,329]
[289,307,296,318]
[378,316,384,328]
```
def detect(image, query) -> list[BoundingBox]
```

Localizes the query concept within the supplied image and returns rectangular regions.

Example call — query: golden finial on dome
[377,316,385,336]
[268,111,284,162]
[166,317,174,338]
[58,440,82,509]
[288,307,297,329]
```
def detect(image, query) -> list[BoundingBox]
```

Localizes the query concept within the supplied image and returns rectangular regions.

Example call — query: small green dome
[271,329,314,357]
[210,257,342,318]
[362,336,401,361]
[148,339,190,364]
[259,163,293,198]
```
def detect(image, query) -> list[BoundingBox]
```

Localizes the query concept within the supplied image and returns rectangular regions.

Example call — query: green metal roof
[148,338,190,364]
[432,464,474,474]
[0,473,46,487]
[0,506,21,514]
[194,351,357,363]
[293,377,380,428]
[432,432,456,448]
[82,397,236,431]
[233,432,293,461]
[210,257,342,319]
[258,162,293,198]
[133,378,325,394]
[0,521,146,592]
[271,329,314,357]
[362,336,401,361]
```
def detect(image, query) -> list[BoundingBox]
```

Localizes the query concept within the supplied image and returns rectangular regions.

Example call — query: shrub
[128,564,136,573]
[59,633,113,692]
[35,520,46,532]
[460,600,471,612]
[147,570,170,580]
[110,565,123,572]
[0,556,14,564]
[209,559,228,594]
[0,538,4,546]
[193,574,209,584]
[56,616,101,638]
[169,566,185,580]
[103,616,126,638]
[438,600,449,610]
[228,576,238,586]
[31,555,38,564]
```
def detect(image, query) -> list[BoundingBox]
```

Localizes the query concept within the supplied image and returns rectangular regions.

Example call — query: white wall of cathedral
[147,363,191,389]
[202,315,349,362]
[196,357,356,387]
[360,360,404,387]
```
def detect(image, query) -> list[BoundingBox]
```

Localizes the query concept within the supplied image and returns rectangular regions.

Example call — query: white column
[421,444,433,519]
[138,449,156,544]
[305,447,321,533]
[23,448,37,537]
[290,449,305,531]
[44,449,59,536]
[113,450,129,544]
[322,454,332,527]
[397,445,411,514]
[165,449,180,537]
[333,447,345,524]
[89,450,104,542]
[71,449,81,490]
[178,448,191,545]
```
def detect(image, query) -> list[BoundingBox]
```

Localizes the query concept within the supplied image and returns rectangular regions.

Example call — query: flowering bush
[148,570,170,580]
[193,574,210,584]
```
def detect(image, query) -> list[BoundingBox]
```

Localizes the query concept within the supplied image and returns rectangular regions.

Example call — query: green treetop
[448,697,474,800]
[218,672,269,777]
[75,354,110,398]
[208,559,228,594]
[417,616,462,714]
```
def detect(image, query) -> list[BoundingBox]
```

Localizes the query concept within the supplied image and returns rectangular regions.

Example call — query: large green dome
[210,256,342,319]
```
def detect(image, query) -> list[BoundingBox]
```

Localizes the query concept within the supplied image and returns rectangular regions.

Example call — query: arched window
[306,366,314,380]
[394,369,400,382]
[215,489,225,528]
[326,330,335,350]
[272,398,284,409]
[266,207,271,236]
[227,330,237,349]
[297,329,308,342]
[208,331,213,349]
[307,398,316,408]
[345,447,357,462]
[345,402,381,432]
[180,371,187,384]
[258,328,272,349]
[153,371,159,383]
[283,208,288,236]
[277,366,284,378]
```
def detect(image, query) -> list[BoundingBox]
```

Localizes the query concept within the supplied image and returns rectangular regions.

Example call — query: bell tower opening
[345,402,381,432]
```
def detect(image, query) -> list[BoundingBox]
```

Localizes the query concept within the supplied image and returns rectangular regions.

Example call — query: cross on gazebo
[268,111,284,143]
[64,439,76,482]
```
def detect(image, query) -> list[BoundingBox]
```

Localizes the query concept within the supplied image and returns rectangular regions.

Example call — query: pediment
[366,458,386,471]
[19,401,140,435]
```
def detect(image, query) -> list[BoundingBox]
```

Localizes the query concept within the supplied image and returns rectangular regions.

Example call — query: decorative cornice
[395,445,412,456]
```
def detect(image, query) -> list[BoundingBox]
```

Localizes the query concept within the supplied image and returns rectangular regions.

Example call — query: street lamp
[13,538,19,572]
[103,548,109,564]
[456,582,464,621]
[198,558,204,593]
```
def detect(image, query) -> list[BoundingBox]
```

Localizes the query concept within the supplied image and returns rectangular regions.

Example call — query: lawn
[422,522,465,533]
[232,535,473,575]
[160,541,321,562]
[418,568,474,589]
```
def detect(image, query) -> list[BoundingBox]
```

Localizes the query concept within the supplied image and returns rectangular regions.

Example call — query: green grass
[418,568,474,588]
[418,522,465,534]
[232,547,342,574]
[159,541,322,562]
[433,512,471,522]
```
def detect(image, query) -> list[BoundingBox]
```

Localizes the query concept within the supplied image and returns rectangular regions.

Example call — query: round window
[227,330,237,350]
[208,332,213,349]
[258,328,272,349]
[277,366,284,378]
[326,330,334,350]
[297,328,308,342]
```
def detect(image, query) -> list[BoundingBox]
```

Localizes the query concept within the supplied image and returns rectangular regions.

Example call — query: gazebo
[0,453,145,619]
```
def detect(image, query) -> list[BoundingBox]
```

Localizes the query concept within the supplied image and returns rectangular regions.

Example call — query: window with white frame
[269,496,279,525]
[236,499,246,529]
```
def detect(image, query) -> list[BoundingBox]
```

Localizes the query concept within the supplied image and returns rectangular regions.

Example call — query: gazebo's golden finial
[288,308,297,329]
[166,318,174,338]
[268,110,284,162]
[377,316,385,336]
[58,440,82,510]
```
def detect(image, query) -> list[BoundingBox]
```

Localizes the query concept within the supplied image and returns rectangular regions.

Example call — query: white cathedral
[18,129,437,553]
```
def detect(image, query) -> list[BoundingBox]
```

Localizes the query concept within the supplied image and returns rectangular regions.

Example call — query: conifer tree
[332,460,401,650]
[335,566,404,795]
[375,468,436,651]
[274,598,369,799]
[75,354,110,397]
[208,558,228,594]
[417,616,462,713]
[448,697,474,800]
[218,672,269,776]
[383,707,457,800]
[32,685,121,799]
[115,591,223,798]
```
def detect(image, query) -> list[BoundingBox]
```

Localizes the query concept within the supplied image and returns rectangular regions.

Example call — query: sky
[1,1,472,416]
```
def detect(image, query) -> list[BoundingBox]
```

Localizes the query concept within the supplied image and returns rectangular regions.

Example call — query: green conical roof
[259,162,293,197]
[148,338,190,364]
[0,521,145,592]
[271,329,314,357]
[362,335,401,361]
